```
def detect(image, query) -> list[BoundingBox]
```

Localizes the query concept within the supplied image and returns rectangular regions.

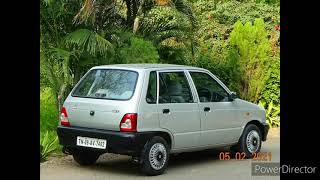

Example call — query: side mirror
[229,92,237,101]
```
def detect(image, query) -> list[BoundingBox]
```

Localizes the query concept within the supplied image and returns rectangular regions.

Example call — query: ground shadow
[88,148,230,176]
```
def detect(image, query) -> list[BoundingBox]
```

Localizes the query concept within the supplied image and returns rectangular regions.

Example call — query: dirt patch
[268,127,280,138]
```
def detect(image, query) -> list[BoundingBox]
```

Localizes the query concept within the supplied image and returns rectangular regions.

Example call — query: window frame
[156,70,197,104]
[188,70,232,103]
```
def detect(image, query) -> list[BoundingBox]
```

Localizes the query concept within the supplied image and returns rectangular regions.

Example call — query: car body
[57,64,269,175]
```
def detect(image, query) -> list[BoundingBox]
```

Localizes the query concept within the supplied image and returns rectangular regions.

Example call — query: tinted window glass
[159,72,193,103]
[146,71,157,104]
[72,69,138,100]
[190,72,229,102]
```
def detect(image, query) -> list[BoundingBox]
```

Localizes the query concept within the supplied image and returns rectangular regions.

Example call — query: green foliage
[116,37,160,63]
[40,131,59,162]
[40,87,60,162]
[64,29,114,58]
[229,18,271,103]
[211,0,280,30]
[140,6,196,64]
[259,100,280,127]
[260,56,280,105]
[193,0,280,57]
[141,6,192,44]
[40,88,58,132]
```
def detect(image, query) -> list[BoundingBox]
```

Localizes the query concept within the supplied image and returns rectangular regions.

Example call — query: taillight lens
[60,107,70,126]
[120,113,137,132]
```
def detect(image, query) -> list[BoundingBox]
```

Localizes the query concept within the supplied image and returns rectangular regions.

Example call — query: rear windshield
[72,69,138,100]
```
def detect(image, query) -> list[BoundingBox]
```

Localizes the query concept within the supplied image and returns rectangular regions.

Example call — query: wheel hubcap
[246,130,260,153]
[149,143,167,170]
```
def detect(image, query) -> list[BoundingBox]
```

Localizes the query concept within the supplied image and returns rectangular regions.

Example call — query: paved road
[41,136,279,180]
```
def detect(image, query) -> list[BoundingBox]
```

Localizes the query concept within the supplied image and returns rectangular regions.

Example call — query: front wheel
[231,124,262,158]
[140,136,170,176]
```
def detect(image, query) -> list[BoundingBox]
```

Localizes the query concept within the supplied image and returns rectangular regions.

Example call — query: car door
[157,70,201,149]
[188,71,242,146]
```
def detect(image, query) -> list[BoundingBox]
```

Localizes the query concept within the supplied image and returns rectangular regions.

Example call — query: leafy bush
[40,131,59,162]
[193,0,280,57]
[228,18,272,103]
[40,87,58,132]
[211,0,280,30]
[116,37,160,64]
[260,56,280,105]
[259,100,280,127]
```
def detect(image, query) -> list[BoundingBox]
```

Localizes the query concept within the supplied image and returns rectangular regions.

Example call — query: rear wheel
[72,149,100,166]
[140,136,170,176]
[231,124,262,158]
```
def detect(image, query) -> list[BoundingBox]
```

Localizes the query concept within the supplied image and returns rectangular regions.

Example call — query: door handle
[204,107,210,112]
[163,109,170,114]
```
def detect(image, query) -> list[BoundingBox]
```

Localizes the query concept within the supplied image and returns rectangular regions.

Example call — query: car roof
[92,64,207,71]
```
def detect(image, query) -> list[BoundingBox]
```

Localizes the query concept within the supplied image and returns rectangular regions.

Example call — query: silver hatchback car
[57,64,269,175]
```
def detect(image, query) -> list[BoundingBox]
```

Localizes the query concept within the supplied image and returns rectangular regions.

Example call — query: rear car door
[157,70,201,149]
[189,71,242,146]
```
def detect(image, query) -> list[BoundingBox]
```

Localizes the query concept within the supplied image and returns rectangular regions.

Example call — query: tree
[74,0,196,33]
[40,0,81,109]
[40,0,115,109]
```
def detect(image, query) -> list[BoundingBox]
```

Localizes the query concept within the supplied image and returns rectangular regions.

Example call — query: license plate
[76,136,107,149]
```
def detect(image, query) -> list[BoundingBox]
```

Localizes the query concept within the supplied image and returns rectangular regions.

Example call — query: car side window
[146,71,157,104]
[190,72,229,102]
[159,72,194,103]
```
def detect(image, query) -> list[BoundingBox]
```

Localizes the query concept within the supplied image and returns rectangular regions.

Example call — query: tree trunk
[133,0,145,33]
[57,84,67,112]
[125,0,138,29]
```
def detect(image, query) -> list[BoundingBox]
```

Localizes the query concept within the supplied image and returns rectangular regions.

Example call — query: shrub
[40,87,59,132]
[116,37,160,64]
[40,130,59,162]
[258,100,280,127]
[211,0,280,30]
[228,18,272,103]
[260,56,280,105]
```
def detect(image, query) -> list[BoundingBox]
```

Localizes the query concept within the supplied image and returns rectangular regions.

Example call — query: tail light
[120,113,137,132]
[60,107,70,126]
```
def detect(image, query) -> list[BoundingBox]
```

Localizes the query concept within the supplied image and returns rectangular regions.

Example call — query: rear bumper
[262,123,269,141]
[56,126,154,156]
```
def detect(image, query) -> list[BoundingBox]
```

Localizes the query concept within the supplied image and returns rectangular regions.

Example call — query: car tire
[140,136,170,176]
[72,149,100,166]
[231,124,262,158]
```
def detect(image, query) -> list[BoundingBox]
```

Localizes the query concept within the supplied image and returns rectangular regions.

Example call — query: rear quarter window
[146,71,157,104]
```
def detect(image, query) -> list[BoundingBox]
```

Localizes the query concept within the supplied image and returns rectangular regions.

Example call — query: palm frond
[64,29,114,58]
[152,29,185,44]
[74,0,117,25]
[74,0,96,24]
[47,48,74,86]
[173,0,197,28]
